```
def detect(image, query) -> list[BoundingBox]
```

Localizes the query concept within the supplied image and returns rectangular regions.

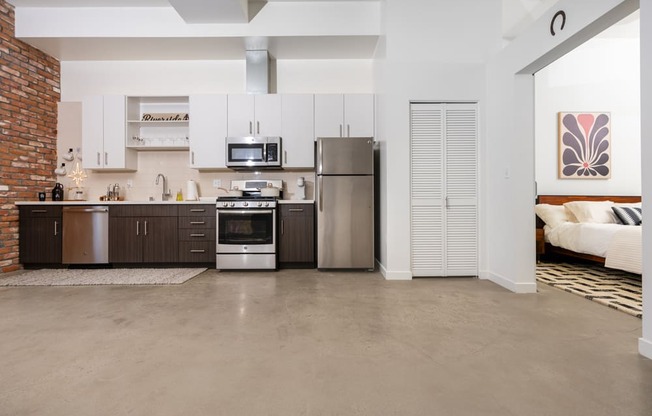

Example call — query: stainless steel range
[216,180,282,270]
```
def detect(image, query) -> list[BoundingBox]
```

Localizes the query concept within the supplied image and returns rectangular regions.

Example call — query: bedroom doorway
[532,11,642,317]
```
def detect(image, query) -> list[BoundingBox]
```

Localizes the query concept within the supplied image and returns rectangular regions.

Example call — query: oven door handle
[217,209,274,215]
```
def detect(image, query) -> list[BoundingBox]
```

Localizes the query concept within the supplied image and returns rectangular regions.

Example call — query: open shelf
[126,96,189,151]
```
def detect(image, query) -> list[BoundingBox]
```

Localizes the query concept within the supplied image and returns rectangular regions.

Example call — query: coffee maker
[52,183,64,201]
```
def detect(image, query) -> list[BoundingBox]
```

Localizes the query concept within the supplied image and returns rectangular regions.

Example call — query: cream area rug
[0,268,207,286]
[537,262,641,318]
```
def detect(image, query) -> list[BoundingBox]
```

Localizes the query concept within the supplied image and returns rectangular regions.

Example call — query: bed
[536,195,642,274]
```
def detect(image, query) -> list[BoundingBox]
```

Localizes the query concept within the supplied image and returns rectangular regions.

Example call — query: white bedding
[544,222,642,274]
[604,227,642,274]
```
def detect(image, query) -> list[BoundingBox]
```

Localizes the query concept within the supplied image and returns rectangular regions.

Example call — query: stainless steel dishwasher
[62,206,109,264]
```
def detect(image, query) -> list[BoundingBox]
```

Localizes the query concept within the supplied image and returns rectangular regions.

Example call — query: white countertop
[16,199,315,205]
[15,200,214,205]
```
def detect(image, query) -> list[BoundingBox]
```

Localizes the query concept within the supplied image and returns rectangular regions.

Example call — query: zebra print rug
[536,262,642,318]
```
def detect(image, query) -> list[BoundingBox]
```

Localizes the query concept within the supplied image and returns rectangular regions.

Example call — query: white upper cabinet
[281,94,314,168]
[344,94,375,137]
[227,94,282,137]
[314,94,374,138]
[189,94,228,169]
[82,95,136,170]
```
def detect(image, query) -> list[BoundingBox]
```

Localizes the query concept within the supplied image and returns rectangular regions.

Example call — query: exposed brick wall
[0,0,60,273]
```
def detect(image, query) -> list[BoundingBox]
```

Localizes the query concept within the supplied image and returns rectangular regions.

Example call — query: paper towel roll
[186,180,198,201]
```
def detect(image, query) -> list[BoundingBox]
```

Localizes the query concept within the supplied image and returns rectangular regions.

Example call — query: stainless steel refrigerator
[316,137,374,269]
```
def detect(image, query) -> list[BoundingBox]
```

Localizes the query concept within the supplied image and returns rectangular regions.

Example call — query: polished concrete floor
[0,269,651,416]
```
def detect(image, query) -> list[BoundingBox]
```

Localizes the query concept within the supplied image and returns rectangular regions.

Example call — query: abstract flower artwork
[558,112,611,179]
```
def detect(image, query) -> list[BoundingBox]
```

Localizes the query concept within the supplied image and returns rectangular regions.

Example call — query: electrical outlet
[213,179,221,188]
[126,180,133,188]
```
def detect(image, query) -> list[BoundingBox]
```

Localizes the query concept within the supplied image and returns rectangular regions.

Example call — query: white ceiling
[11,0,382,61]
[9,0,373,6]
[9,1,638,62]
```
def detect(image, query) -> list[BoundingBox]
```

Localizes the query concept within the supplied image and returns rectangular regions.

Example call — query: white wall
[374,0,502,279]
[58,59,372,202]
[535,35,641,195]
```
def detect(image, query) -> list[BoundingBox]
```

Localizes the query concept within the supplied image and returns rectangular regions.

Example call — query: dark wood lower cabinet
[19,206,62,265]
[178,205,215,263]
[278,203,315,268]
[109,205,178,264]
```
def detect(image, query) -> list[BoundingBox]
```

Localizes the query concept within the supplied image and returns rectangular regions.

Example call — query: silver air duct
[246,50,270,94]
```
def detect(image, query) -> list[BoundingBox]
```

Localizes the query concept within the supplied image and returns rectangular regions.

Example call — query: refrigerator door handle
[318,176,323,212]
[318,139,323,174]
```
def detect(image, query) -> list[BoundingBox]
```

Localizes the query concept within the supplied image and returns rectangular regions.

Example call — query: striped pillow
[612,206,642,226]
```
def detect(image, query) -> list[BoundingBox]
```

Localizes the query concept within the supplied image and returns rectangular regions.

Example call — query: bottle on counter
[176,189,183,201]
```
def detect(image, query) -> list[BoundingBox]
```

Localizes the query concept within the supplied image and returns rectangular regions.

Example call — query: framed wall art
[558,112,611,179]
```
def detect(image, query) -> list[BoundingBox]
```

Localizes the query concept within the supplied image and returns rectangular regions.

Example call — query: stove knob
[243,201,249,207]
[264,202,269,207]
[229,202,236,207]
[222,202,228,207]
[257,202,263,207]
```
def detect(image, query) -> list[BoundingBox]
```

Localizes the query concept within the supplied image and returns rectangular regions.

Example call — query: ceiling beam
[168,0,250,23]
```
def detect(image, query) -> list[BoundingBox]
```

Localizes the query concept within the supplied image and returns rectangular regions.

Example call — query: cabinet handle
[31,209,47,213]
[104,152,108,166]
[136,220,140,236]
[190,249,206,253]
[144,220,148,236]
[281,219,284,235]
[190,221,205,225]
[190,209,205,212]
[191,151,195,165]
[339,124,343,137]
[288,208,304,212]
[54,220,58,236]
[347,124,350,137]
[284,150,287,164]
[257,121,260,134]
[445,196,450,209]
[190,233,205,237]
[97,152,101,166]
[249,121,253,135]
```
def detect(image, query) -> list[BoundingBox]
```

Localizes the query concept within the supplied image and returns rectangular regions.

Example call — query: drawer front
[179,205,214,216]
[178,216,215,229]
[19,206,62,217]
[178,241,214,263]
[110,205,178,217]
[280,204,313,218]
[179,228,216,241]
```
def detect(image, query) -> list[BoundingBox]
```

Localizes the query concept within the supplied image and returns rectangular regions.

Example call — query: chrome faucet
[155,173,171,201]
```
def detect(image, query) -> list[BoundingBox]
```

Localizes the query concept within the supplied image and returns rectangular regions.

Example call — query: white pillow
[614,202,642,208]
[535,204,569,228]
[563,200,617,223]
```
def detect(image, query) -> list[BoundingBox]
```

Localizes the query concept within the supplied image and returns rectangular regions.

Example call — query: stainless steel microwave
[225,137,282,169]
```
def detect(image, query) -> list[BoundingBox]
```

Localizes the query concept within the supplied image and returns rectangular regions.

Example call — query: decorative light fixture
[67,161,87,187]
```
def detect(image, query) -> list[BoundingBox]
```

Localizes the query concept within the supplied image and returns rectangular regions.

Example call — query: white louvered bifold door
[444,104,477,276]
[410,102,478,277]
[410,104,445,276]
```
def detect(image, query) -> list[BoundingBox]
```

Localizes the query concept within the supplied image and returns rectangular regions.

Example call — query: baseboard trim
[639,337,652,359]
[480,270,537,294]
[377,261,412,280]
